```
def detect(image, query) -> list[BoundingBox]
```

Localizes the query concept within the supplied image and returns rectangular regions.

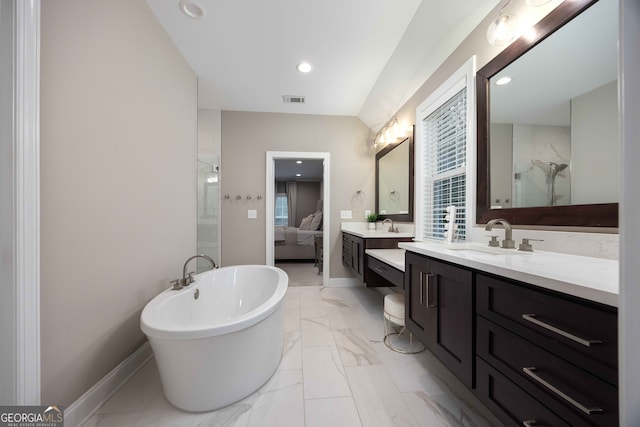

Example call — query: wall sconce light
[487,0,519,46]
[374,117,408,148]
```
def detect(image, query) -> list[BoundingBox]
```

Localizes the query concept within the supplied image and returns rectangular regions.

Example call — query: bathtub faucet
[173,254,218,289]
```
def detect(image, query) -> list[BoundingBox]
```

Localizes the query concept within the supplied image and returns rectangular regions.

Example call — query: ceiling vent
[283,95,306,104]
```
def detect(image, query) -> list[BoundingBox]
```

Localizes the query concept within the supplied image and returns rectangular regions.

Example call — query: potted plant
[366,213,378,230]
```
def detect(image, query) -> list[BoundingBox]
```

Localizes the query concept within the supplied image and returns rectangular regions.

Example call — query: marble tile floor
[276,262,323,287]
[81,285,504,427]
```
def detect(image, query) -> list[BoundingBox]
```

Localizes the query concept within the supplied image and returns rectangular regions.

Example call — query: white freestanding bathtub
[141,265,288,412]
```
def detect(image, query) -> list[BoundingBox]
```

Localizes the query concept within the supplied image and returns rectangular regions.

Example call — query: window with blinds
[275,193,288,226]
[422,88,467,240]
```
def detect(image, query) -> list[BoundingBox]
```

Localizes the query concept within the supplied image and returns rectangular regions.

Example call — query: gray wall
[221,111,372,277]
[295,181,321,226]
[40,0,197,406]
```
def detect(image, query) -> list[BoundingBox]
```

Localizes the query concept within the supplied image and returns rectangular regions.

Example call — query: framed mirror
[376,128,414,222]
[476,0,618,227]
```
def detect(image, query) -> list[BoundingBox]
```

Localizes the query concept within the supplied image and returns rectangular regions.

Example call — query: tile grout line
[293,283,307,426]
[301,294,307,427]
[323,295,366,427]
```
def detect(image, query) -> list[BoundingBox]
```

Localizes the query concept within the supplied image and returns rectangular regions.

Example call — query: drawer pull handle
[522,367,603,415]
[522,314,602,347]
[522,421,537,427]
[418,272,437,307]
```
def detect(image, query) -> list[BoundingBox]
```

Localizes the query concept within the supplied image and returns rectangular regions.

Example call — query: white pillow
[299,214,315,230]
[310,212,323,231]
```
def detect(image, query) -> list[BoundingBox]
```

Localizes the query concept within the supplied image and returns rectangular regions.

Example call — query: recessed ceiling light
[296,160,302,164]
[296,62,312,73]
[296,173,301,177]
[495,76,512,86]
[179,0,206,19]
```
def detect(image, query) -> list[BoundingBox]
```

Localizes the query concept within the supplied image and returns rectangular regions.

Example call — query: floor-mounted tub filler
[141,265,288,412]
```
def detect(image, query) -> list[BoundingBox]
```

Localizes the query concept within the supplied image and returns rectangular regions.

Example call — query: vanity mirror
[477,0,618,227]
[375,128,414,222]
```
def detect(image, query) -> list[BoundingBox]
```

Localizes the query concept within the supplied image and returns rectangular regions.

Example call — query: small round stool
[383,292,425,354]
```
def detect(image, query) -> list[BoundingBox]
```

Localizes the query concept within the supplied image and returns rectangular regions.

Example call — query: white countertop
[365,249,406,272]
[341,222,414,239]
[399,241,619,307]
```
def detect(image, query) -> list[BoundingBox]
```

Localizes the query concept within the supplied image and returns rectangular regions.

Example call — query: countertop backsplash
[341,222,618,259]
[469,226,619,260]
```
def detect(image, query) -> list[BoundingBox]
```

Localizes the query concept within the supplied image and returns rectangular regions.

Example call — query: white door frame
[2,0,41,404]
[266,152,330,285]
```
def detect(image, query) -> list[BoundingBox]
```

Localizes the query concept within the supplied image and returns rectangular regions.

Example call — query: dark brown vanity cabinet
[341,232,412,286]
[475,274,618,427]
[342,233,364,282]
[404,250,619,426]
[404,252,473,388]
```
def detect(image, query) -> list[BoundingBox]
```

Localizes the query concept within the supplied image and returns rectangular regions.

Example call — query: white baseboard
[64,342,153,427]
[327,277,361,287]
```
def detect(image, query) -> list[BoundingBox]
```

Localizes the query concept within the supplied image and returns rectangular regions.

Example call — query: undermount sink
[443,243,522,255]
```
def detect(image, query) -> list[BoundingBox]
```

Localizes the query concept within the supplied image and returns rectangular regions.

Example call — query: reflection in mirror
[477,0,618,227]
[379,140,409,214]
[376,129,414,222]
[489,0,618,209]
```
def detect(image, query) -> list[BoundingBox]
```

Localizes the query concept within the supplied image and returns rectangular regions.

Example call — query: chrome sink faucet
[170,254,218,290]
[382,218,398,233]
[485,218,515,249]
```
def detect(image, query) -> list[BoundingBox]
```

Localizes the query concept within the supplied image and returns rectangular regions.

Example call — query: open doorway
[266,152,330,286]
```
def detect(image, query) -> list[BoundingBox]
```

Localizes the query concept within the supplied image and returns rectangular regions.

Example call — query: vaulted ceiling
[146,0,500,131]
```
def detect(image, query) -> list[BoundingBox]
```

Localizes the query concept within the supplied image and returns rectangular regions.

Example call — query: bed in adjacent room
[274,211,323,261]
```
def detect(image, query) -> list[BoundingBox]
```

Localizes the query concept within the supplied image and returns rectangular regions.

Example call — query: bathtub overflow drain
[194,288,200,300]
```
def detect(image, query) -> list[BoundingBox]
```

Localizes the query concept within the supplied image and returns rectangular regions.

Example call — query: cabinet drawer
[476,357,571,427]
[342,236,351,265]
[477,317,618,427]
[342,252,351,267]
[477,274,617,384]
[367,256,403,287]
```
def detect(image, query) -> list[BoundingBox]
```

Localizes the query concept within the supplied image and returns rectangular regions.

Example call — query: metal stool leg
[383,310,425,354]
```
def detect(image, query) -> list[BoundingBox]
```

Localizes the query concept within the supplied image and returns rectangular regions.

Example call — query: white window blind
[422,88,467,240]
[275,193,288,226]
